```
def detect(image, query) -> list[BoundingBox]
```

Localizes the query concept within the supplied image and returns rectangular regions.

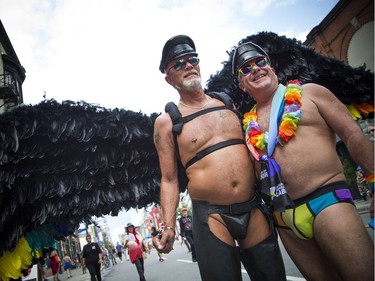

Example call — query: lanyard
[267,84,285,157]
[247,84,294,211]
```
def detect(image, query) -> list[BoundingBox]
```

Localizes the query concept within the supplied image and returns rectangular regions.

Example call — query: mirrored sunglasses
[237,57,269,80]
[168,56,200,73]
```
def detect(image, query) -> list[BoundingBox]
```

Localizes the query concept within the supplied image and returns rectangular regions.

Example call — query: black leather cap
[159,35,198,73]
[232,42,270,76]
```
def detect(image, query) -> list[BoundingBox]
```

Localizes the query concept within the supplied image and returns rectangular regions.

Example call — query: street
[55,199,372,281]
[57,239,306,281]
[59,244,306,281]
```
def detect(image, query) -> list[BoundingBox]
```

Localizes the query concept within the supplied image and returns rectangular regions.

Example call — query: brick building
[304,0,374,72]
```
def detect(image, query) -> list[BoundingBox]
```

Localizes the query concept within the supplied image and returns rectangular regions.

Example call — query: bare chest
[177,109,243,158]
[255,107,271,133]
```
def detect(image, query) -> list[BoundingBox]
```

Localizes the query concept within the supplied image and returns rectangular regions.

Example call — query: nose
[251,65,262,74]
[184,61,194,70]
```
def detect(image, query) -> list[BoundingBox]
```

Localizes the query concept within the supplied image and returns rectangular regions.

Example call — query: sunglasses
[167,56,200,73]
[237,57,269,80]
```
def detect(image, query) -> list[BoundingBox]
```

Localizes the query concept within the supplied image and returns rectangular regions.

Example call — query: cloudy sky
[1,0,339,115]
[1,0,339,240]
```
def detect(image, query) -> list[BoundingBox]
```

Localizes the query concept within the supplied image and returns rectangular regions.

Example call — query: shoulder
[302,82,348,109]
[154,112,173,129]
[302,83,333,99]
[154,113,175,149]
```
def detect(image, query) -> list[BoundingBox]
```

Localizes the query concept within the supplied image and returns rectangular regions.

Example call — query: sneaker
[159,258,164,262]
[192,257,197,262]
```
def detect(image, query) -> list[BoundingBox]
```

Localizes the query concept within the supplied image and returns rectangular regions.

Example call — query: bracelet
[164,226,175,234]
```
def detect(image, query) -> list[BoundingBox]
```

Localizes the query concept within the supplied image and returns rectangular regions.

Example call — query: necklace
[243,80,302,152]
[179,95,210,109]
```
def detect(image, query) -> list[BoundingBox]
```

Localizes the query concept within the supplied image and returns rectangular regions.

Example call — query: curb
[355,199,371,215]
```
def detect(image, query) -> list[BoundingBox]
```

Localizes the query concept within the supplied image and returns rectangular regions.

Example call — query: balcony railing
[0,73,20,99]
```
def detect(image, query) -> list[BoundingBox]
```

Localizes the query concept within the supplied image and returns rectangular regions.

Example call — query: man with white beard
[152,35,286,281]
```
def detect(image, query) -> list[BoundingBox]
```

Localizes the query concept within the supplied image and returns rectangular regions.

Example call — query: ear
[165,75,174,87]
[239,80,246,92]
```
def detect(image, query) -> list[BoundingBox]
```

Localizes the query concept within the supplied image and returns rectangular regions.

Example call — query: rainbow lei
[243,80,302,151]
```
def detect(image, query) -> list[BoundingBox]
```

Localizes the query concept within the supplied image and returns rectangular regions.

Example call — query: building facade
[304,0,374,72]
[0,20,25,113]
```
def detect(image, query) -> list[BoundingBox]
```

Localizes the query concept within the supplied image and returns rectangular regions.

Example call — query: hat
[159,35,198,73]
[232,42,270,76]
[126,223,134,228]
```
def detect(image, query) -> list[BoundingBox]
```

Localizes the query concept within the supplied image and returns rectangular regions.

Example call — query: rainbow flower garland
[243,80,302,150]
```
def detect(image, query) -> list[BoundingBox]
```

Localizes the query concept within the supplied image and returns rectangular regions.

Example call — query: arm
[179,217,185,237]
[97,244,103,264]
[82,249,86,267]
[306,83,374,176]
[152,114,180,253]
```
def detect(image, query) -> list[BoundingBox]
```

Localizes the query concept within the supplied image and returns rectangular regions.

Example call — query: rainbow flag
[91,225,98,238]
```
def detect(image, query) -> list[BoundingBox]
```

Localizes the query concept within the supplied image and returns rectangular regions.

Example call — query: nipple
[192,138,197,143]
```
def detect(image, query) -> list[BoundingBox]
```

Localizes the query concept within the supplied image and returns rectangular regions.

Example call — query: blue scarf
[258,84,294,212]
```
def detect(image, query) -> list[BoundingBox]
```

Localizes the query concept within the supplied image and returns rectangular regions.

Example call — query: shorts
[274,181,354,240]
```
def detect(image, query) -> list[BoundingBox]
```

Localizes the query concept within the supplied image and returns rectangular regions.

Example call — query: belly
[186,146,256,204]
[127,241,138,249]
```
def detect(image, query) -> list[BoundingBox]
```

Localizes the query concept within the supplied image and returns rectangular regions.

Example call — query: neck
[253,82,279,108]
[179,90,210,109]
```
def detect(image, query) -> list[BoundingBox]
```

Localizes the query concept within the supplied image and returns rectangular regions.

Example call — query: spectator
[82,234,103,281]
[178,208,196,262]
[62,253,73,278]
[115,242,123,263]
[125,223,147,281]
[49,250,60,281]
[356,166,372,201]
[109,246,117,265]
[151,227,164,262]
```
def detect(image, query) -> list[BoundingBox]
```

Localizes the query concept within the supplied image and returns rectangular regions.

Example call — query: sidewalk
[51,267,90,281]
[354,198,372,215]
[49,264,113,281]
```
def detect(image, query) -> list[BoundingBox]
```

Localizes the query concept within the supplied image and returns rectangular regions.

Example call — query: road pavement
[52,199,372,281]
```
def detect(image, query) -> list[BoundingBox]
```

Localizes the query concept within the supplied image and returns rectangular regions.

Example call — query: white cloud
[239,0,275,17]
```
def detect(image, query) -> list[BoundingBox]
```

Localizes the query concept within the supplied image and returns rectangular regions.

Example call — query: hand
[98,258,103,264]
[152,230,175,253]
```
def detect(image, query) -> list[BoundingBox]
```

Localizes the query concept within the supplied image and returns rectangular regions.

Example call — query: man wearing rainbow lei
[232,41,374,281]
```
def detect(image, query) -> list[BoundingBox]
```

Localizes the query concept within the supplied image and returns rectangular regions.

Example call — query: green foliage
[339,155,360,198]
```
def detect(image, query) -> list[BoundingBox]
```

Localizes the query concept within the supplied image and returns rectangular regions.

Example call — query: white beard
[175,77,202,91]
